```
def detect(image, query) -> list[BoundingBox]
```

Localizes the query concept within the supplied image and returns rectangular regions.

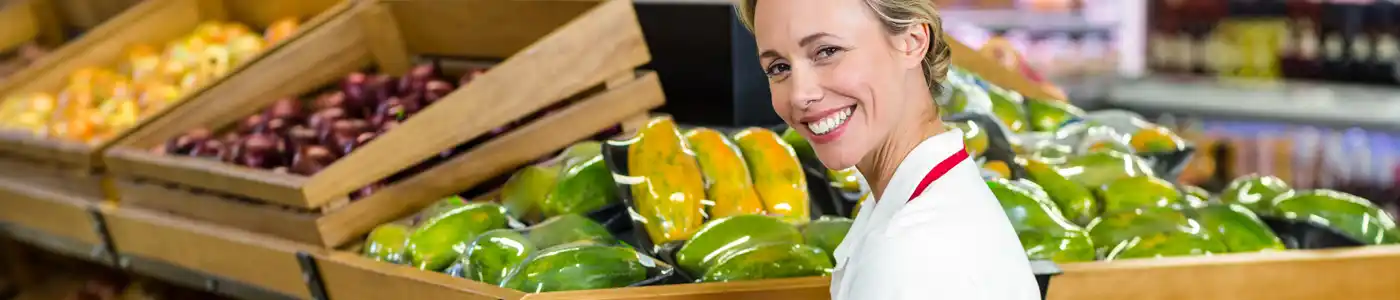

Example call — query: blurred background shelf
[1108,76,1400,132]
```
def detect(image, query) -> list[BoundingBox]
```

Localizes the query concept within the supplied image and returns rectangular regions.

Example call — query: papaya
[504,244,649,292]
[675,214,802,276]
[627,117,706,244]
[983,160,1012,179]
[949,120,989,157]
[559,141,603,165]
[986,86,1028,133]
[1025,98,1084,132]
[1192,204,1285,252]
[1018,229,1097,263]
[1129,125,1186,154]
[1182,185,1211,204]
[1018,156,1098,225]
[684,128,766,218]
[700,242,833,282]
[420,196,467,221]
[1097,176,1184,214]
[733,128,811,224]
[407,203,509,271]
[1105,230,1228,261]
[986,178,1074,231]
[461,229,536,285]
[780,126,816,162]
[826,167,862,193]
[1058,149,1153,190]
[501,165,561,222]
[543,154,619,217]
[802,217,853,263]
[527,214,616,249]
[363,223,410,264]
[1220,175,1291,213]
[1088,207,1204,256]
[1269,190,1400,245]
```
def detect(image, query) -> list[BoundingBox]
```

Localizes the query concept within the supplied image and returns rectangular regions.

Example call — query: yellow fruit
[264,18,301,44]
[1130,126,1185,154]
[627,117,707,244]
[983,160,1012,178]
[684,128,767,219]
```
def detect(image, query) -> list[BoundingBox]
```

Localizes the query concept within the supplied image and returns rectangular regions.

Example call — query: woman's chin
[814,149,859,170]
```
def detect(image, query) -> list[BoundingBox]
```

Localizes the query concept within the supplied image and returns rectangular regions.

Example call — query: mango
[363,223,410,264]
[1269,190,1400,245]
[1098,176,1184,214]
[461,230,536,285]
[543,154,620,217]
[407,203,509,271]
[675,214,802,276]
[780,127,816,162]
[685,128,766,218]
[1058,150,1154,190]
[700,242,833,282]
[504,244,649,292]
[1019,156,1098,225]
[802,217,853,263]
[1220,175,1292,213]
[1026,98,1085,132]
[1193,204,1285,252]
[734,128,811,224]
[528,214,616,249]
[627,117,707,244]
[986,86,1028,133]
[1129,125,1186,154]
[501,165,561,221]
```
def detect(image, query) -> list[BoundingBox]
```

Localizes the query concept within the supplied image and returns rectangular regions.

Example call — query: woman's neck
[858,118,942,201]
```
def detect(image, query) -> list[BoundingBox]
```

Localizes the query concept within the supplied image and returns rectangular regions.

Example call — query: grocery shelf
[942,9,1117,33]
[0,222,110,267]
[118,254,302,300]
[1107,76,1400,131]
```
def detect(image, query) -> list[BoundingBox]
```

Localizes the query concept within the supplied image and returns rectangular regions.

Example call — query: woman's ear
[893,24,931,69]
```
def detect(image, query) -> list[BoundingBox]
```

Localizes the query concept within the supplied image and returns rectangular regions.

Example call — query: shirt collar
[876,128,966,203]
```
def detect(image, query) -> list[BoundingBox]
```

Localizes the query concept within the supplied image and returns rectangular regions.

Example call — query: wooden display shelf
[0,175,102,253]
[105,0,661,249]
[0,0,353,202]
[947,37,1065,102]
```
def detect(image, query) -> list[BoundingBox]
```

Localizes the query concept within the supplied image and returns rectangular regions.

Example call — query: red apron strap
[908,149,970,202]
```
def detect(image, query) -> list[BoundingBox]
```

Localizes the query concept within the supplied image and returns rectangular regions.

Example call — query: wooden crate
[0,0,353,201]
[104,0,662,248]
[0,175,101,249]
[947,37,1065,102]
[0,0,63,53]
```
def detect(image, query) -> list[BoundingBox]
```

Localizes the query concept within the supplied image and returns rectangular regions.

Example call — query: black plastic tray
[944,112,1030,180]
[1259,216,1366,249]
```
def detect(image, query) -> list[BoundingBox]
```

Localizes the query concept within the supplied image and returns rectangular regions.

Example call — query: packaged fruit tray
[0,0,354,201]
[103,0,663,249]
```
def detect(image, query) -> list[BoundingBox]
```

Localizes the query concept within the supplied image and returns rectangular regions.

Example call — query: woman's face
[752,0,926,170]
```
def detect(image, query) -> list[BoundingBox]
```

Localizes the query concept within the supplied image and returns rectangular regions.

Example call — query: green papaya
[407,203,509,271]
[700,242,832,282]
[461,230,537,285]
[675,214,802,276]
[527,214,615,249]
[1182,185,1212,206]
[826,168,862,193]
[1026,99,1085,132]
[1058,150,1154,190]
[1088,207,1196,255]
[1018,229,1096,263]
[949,120,989,158]
[363,223,410,264]
[543,155,620,217]
[627,117,706,244]
[987,178,1096,262]
[501,165,561,221]
[1106,230,1229,261]
[1019,156,1098,225]
[1220,175,1292,213]
[1192,204,1285,252]
[781,127,816,162]
[504,244,648,292]
[1269,190,1400,245]
[686,128,766,218]
[421,196,467,220]
[802,217,853,263]
[1098,176,1184,214]
[559,141,603,166]
[734,128,811,224]
[986,86,1028,133]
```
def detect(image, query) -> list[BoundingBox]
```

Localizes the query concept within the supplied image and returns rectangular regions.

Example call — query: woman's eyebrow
[758,32,837,59]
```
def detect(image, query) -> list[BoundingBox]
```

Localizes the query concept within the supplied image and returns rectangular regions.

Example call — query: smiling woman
[735,0,1041,299]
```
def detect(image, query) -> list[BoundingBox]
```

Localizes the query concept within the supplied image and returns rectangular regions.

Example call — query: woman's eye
[765,62,791,77]
[815,46,843,59]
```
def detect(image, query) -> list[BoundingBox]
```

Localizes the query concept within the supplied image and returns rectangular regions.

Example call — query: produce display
[0,42,47,78]
[0,19,302,143]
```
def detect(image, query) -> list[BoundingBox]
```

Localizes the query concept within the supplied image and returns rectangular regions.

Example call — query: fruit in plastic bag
[734,128,811,224]
[1268,190,1400,245]
[1025,99,1084,132]
[781,126,816,162]
[461,229,536,285]
[675,214,802,276]
[699,242,832,282]
[504,244,649,292]
[801,216,853,263]
[559,141,603,165]
[363,223,410,264]
[1088,207,1196,255]
[684,128,766,218]
[986,178,1096,262]
[826,167,863,193]
[543,154,619,217]
[1182,185,1212,204]
[1106,230,1228,260]
[627,117,706,244]
[1192,204,1285,252]
[527,214,616,249]
[1019,156,1098,225]
[1058,149,1154,190]
[1220,175,1291,213]
[1129,125,1186,154]
[420,196,466,220]
[501,165,560,221]
[986,86,1028,133]
[1097,176,1184,214]
[949,120,989,157]
[407,203,509,271]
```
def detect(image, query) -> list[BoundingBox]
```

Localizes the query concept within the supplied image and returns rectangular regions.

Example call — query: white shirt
[831,129,1040,300]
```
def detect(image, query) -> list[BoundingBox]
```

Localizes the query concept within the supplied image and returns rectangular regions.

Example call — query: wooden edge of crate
[0,154,106,201]
[0,0,43,53]
[114,179,325,245]
[320,251,526,300]
[0,131,97,169]
[947,38,1065,102]
[1048,245,1400,300]
[102,204,323,299]
[105,147,313,207]
[318,71,665,248]
[303,0,652,208]
[0,175,101,246]
[523,276,829,300]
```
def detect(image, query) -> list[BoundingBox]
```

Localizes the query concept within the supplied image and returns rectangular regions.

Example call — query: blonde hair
[735,0,952,96]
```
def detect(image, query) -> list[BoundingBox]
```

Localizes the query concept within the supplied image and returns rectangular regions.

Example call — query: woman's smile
[801,104,856,144]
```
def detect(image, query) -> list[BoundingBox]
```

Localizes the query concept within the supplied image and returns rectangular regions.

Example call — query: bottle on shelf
[1283,0,1326,80]
[1184,0,1229,75]
[1341,0,1373,83]
[1149,0,1188,74]
[1319,0,1349,82]
[1369,0,1399,85]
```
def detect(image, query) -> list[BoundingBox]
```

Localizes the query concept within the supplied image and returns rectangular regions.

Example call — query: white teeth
[807,107,852,135]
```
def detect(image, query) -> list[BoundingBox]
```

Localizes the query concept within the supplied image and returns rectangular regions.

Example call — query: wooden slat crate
[0,175,101,249]
[0,0,354,201]
[104,0,663,249]
[0,0,62,53]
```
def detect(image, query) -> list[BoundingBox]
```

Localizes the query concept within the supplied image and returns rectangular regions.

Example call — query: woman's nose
[788,64,823,109]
